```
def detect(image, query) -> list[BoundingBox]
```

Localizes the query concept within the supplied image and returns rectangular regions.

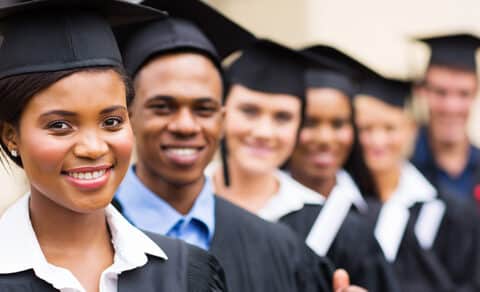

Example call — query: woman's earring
[11,149,17,157]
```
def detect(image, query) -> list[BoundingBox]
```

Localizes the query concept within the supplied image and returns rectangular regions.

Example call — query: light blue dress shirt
[115,166,216,250]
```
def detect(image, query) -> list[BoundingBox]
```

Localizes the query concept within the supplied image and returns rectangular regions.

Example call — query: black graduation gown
[410,194,480,292]
[280,204,401,292]
[366,195,480,292]
[210,197,334,292]
[365,198,449,291]
[0,232,226,292]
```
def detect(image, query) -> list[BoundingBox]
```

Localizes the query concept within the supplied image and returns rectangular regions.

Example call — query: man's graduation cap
[302,45,361,98]
[0,0,165,80]
[120,0,256,78]
[417,33,480,72]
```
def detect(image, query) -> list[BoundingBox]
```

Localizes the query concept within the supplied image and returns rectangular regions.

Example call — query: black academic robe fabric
[410,194,480,292]
[0,233,227,292]
[210,197,334,292]
[366,196,480,292]
[280,204,401,292]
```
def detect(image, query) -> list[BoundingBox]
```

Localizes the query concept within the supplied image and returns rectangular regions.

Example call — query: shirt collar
[257,170,325,221]
[0,193,167,280]
[332,170,368,213]
[389,162,438,207]
[116,166,215,242]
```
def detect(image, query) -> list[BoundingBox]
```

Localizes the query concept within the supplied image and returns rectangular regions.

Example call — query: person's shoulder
[470,144,480,163]
[438,192,478,220]
[279,204,322,230]
[215,196,300,244]
[0,270,54,290]
[143,231,227,291]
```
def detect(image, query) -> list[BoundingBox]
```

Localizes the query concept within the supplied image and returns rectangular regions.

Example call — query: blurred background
[1,0,480,213]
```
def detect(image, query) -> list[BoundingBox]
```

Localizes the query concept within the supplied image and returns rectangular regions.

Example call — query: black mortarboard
[358,74,412,108]
[227,39,310,99]
[120,0,255,78]
[302,45,361,98]
[417,33,480,72]
[0,0,165,80]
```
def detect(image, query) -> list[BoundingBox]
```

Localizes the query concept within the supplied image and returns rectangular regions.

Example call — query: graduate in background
[355,65,480,291]
[210,40,326,218]
[0,1,226,291]
[280,45,399,292]
[210,41,392,290]
[114,0,363,291]
[412,34,480,203]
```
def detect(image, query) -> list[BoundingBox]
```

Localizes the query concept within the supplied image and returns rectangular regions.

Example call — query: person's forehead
[134,53,222,100]
[425,66,478,88]
[226,86,301,116]
[140,52,221,78]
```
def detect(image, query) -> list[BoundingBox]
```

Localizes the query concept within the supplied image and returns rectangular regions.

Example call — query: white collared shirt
[306,170,368,256]
[375,162,446,262]
[0,194,167,292]
[257,170,325,221]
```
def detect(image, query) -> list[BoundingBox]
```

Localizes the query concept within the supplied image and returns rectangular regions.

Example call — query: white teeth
[167,148,198,157]
[68,169,106,180]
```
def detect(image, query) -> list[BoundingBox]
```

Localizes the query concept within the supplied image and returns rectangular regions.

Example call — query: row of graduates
[111,1,480,291]
[0,0,479,292]
[0,0,363,291]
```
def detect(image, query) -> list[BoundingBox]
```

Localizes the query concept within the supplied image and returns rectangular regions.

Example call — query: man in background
[412,34,480,202]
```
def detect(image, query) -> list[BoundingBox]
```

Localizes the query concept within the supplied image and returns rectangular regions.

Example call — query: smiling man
[412,34,480,203]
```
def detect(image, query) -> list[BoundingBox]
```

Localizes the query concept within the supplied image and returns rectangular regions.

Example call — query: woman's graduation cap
[0,0,165,80]
[359,75,412,108]
[302,45,362,98]
[348,55,412,108]
[416,33,480,72]
[227,39,313,100]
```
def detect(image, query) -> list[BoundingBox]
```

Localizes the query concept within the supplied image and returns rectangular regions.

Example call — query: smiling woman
[0,1,226,292]
[1,68,133,213]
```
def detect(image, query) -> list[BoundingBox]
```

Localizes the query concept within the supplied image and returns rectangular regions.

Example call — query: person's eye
[46,121,72,132]
[275,112,293,123]
[385,125,396,132]
[332,119,348,129]
[103,117,123,129]
[195,105,219,117]
[239,106,258,117]
[149,102,174,114]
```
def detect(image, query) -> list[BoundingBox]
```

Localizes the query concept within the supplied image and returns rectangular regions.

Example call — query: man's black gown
[115,196,334,292]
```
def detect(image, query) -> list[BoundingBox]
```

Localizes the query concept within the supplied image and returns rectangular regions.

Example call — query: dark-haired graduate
[113,0,365,291]
[0,0,226,291]
[275,45,400,292]
[354,65,480,291]
[411,34,480,202]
